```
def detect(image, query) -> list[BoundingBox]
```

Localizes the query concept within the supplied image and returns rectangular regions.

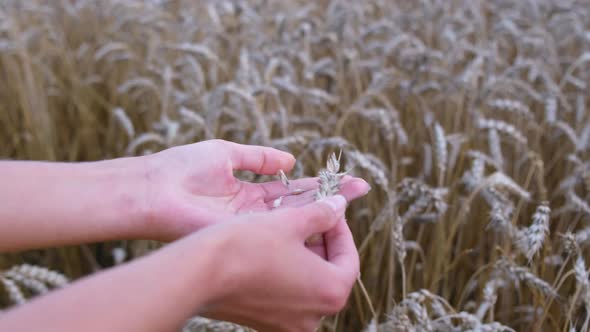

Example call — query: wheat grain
[182,317,247,332]
[477,118,528,145]
[488,129,504,170]
[8,264,69,288]
[315,152,345,200]
[346,150,389,191]
[545,96,557,123]
[574,256,590,307]
[1,277,26,305]
[497,259,558,298]
[3,271,49,295]
[112,107,135,140]
[433,122,447,181]
[392,217,406,263]
[515,202,550,261]
[487,99,533,119]
[485,172,531,201]
[476,278,505,320]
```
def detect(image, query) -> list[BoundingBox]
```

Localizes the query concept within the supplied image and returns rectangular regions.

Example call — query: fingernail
[322,195,347,215]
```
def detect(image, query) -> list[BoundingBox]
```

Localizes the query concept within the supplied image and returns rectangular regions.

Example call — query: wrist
[171,228,232,309]
[86,156,154,240]
[197,225,254,308]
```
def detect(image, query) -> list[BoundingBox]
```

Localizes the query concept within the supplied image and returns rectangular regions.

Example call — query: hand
[140,139,370,241]
[195,195,359,332]
[0,195,361,332]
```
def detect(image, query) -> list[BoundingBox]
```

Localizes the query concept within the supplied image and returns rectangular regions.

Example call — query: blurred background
[1,1,590,331]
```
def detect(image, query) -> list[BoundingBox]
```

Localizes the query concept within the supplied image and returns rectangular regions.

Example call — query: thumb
[288,195,347,238]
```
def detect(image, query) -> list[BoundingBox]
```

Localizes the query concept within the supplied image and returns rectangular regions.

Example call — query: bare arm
[0,140,369,251]
[0,226,221,332]
[0,158,148,251]
[0,197,360,332]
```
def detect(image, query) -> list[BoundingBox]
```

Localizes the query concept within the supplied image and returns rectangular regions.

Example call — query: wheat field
[1,0,590,331]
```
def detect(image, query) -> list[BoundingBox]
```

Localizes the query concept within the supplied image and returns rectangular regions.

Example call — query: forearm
[0,232,221,332]
[0,158,149,251]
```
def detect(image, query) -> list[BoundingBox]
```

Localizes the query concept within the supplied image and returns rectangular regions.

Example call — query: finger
[225,141,296,175]
[288,195,347,238]
[324,218,360,283]
[338,178,371,202]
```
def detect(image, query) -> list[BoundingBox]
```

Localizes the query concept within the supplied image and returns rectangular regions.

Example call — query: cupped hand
[196,195,359,332]
[140,139,370,241]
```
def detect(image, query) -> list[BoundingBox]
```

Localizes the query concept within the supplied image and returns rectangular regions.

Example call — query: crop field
[1,0,590,331]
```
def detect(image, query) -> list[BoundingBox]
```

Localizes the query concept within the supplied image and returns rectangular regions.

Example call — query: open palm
[144,140,370,242]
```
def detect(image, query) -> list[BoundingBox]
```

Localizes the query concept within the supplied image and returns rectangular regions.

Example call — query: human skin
[0,139,370,331]
[0,196,360,332]
[0,139,369,252]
